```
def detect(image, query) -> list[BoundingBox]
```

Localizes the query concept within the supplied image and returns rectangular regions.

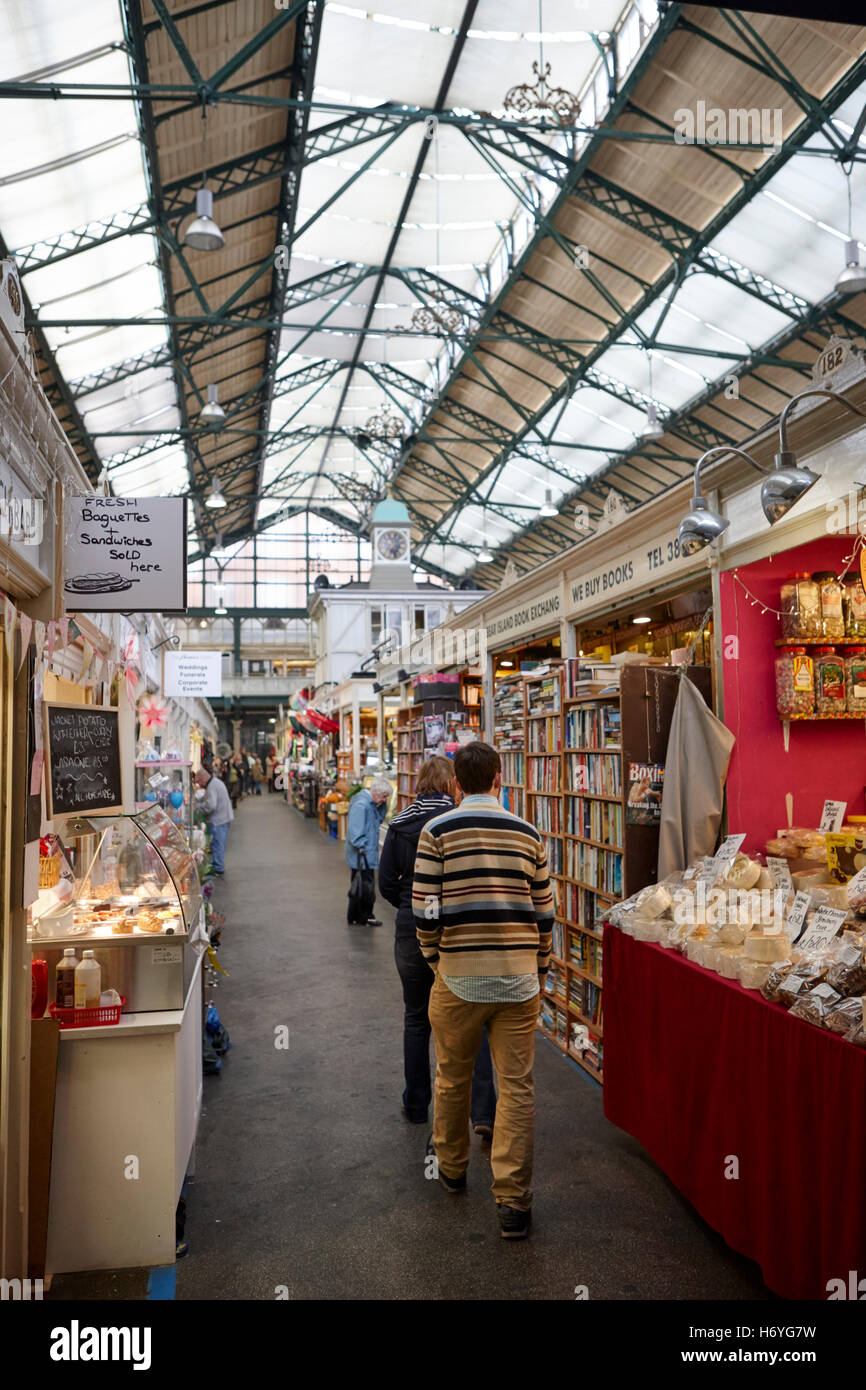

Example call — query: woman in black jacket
[379,756,497,1130]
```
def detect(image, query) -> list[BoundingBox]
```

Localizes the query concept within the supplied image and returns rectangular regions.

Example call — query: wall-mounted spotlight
[761,388,866,524]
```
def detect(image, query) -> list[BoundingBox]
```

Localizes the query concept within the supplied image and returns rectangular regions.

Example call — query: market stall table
[603,927,866,1301]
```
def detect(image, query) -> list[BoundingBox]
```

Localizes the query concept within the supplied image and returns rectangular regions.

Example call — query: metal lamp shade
[760,454,820,524]
[539,489,557,517]
[644,403,664,439]
[677,496,730,555]
[835,240,866,296]
[184,188,225,252]
[200,383,226,426]
[205,479,227,509]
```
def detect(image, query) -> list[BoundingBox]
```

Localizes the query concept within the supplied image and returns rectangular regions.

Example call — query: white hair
[368,777,393,798]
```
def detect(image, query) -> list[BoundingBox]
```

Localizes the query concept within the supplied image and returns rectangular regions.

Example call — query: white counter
[45,951,203,1275]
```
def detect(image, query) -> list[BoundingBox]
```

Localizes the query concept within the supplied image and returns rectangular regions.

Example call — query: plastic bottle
[74,951,101,1009]
[55,948,78,1008]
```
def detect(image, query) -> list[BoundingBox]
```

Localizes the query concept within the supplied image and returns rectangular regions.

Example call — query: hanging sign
[44,703,123,818]
[63,496,187,612]
[163,650,223,698]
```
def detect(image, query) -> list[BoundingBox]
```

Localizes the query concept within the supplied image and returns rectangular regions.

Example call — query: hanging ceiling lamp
[478,541,495,564]
[835,168,866,296]
[644,351,664,439]
[205,477,227,509]
[211,532,229,559]
[539,488,558,517]
[200,383,226,426]
[184,109,225,252]
[503,0,580,128]
[214,593,228,616]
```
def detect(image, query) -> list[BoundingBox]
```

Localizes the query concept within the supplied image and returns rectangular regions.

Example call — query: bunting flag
[59,616,69,648]
[33,619,45,660]
[3,596,15,662]
[46,620,57,661]
[16,612,33,675]
[79,639,94,682]
[125,664,139,708]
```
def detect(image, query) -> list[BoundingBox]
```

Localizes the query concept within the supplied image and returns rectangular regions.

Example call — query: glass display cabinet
[29,805,203,1012]
[135,758,194,843]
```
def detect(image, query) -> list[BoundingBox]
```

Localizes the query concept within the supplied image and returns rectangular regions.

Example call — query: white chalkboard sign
[63,495,187,612]
[44,703,123,818]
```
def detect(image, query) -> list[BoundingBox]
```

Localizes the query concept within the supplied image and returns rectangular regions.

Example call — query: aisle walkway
[176,797,770,1301]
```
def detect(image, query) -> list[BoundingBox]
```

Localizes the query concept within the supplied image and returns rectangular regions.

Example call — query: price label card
[765,889,792,935]
[767,856,793,894]
[713,833,746,869]
[797,906,848,955]
[846,863,866,901]
[696,858,719,885]
[785,891,812,943]
[682,865,697,881]
[151,945,182,965]
[820,800,847,833]
[147,772,169,788]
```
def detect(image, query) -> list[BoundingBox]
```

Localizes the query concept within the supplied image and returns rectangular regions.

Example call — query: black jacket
[378,794,454,937]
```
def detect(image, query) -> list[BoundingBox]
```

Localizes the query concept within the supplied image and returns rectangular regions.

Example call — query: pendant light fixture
[539,487,558,517]
[835,169,866,296]
[184,108,225,252]
[200,383,226,427]
[205,477,227,509]
[476,502,494,564]
[644,350,664,439]
[214,593,228,616]
[211,532,228,559]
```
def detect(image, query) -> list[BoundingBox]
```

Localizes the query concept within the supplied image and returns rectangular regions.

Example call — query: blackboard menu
[44,703,123,818]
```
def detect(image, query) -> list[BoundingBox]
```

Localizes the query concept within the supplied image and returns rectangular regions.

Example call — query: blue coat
[345,788,388,869]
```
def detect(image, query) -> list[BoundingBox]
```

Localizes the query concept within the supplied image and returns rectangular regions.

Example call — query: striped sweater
[412,793,554,978]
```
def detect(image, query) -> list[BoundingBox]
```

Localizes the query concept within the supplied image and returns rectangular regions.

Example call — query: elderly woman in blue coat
[346,777,392,925]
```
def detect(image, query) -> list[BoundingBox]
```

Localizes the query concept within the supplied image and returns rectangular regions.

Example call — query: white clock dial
[376,528,409,561]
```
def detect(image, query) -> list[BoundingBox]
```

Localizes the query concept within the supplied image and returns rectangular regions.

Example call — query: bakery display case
[29,805,203,1011]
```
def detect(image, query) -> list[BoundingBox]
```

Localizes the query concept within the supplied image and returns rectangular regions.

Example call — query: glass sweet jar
[814,572,845,641]
[775,646,814,717]
[780,574,821,641]
[814,647,846,714]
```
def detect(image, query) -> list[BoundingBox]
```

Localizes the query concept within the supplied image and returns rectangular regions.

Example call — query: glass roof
[0,0,863,579]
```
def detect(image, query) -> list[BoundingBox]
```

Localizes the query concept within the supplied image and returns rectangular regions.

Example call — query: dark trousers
[394,935,496,1126]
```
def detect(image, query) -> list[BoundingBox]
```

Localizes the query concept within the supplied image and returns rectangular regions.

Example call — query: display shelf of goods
[29,804,201,945]
[135,760,194,843]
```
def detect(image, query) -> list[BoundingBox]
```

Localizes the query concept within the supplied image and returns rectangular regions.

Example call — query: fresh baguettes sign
[63,495,187,612]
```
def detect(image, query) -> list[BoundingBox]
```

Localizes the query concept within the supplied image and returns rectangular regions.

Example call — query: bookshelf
[530,658,712,1084]
[524,665,567,1053]
[493,672,526,819]
[460,668,484,737]
[395,707,422,812]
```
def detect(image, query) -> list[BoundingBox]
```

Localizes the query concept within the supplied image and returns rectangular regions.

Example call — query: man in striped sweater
[412,741,553,1239]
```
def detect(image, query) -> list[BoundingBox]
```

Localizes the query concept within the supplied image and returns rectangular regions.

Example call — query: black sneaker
[401,1105,428,1125]
[366,917,383,926]
[439,1169,467,1194]
[498,1205,531,1239]
[425,1133,466,1193]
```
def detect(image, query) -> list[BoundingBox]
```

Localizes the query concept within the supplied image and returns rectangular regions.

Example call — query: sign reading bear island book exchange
[63,496,187,612]
[44,703,123,819]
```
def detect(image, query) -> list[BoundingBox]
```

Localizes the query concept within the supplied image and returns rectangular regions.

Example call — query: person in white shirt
[195,765,234,875]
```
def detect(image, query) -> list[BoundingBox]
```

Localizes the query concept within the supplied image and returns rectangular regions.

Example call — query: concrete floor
[169,795,771,1302]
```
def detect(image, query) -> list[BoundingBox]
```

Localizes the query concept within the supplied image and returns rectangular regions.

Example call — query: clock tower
[369,496,414,591]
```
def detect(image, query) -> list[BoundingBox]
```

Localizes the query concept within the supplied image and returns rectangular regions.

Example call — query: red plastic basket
[48,997,126,1029]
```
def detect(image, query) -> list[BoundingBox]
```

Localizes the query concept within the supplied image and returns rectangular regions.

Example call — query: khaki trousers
[428,973,537,1211]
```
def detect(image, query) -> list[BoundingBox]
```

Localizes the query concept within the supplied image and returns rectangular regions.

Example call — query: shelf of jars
[775,571,866,731]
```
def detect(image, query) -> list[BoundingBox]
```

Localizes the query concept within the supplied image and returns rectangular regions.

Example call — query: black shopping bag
[347,852,375,923]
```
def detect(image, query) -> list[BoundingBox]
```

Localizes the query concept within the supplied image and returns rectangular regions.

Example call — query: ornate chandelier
[364,405,405,441]
[399,291,464,337]
[502,4,580,129]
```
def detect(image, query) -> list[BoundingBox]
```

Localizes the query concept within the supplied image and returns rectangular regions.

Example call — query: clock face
[376,528,409,561]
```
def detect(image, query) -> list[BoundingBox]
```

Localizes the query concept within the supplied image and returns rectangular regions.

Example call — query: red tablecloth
[603,929,866,1301]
